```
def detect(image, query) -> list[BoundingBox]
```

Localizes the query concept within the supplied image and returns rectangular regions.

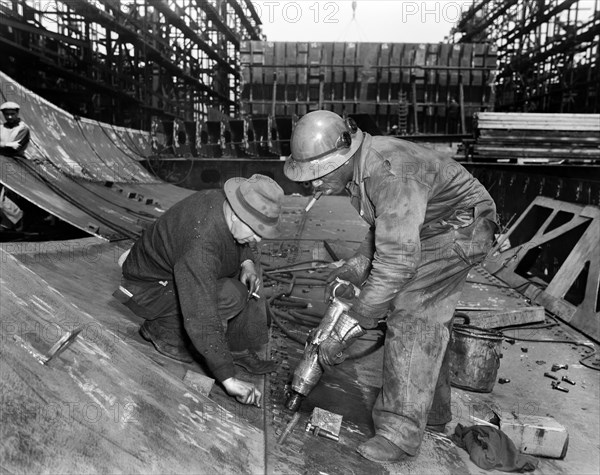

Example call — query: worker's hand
[240,260,260,295]
[318,337,349,366]
[326,254,371,299]
[5,141,19,150]
[222,377,262,407]
[318,311,367,366]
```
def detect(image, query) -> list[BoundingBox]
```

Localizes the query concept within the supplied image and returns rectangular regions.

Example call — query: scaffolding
[239,41,497,137]
[0,0,262,129]
[453,0,600,113]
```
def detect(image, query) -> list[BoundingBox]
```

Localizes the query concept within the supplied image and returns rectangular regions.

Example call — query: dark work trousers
[372,204,497,456]
[116,276,268,352]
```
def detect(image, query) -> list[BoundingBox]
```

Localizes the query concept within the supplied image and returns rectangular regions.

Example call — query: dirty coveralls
[116,190,267,382]
[347,134,497,456]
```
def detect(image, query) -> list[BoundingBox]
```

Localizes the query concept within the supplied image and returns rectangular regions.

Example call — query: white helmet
[284,111,363,182]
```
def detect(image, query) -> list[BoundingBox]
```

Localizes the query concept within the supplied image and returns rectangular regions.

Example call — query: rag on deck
[452,424,539,472]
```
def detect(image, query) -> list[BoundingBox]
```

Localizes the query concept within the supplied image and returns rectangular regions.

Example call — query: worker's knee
[386,314,450,350]
[217,278,247,319]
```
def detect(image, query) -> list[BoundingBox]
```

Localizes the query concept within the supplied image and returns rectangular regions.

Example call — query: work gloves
[326,254,372,299]
[318,311,366,366]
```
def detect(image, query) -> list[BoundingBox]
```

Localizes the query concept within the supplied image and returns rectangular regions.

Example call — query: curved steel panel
[0,71,193,240]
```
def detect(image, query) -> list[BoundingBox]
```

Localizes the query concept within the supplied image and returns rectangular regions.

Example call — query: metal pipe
[277,412,301,444]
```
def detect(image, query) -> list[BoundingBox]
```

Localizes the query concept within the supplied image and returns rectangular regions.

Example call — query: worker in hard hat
[284,110,498,463]
[0,101,30,156]
[114,175,283,407]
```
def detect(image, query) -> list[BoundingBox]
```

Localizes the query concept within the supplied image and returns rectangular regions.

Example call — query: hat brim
[284,129,364,182]
[224,179,281,239]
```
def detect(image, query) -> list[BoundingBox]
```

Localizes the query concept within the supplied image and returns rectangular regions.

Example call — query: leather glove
[326,254,371,299]
[318,311,366,366]
[319,338,348,366]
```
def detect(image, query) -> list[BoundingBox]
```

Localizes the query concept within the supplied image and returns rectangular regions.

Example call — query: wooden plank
[474,145,600,157]
[480,129,600,140]
[458,306,546,329]
[476,112,600,131]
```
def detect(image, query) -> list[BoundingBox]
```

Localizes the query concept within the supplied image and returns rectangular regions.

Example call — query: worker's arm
[1,125,30,155]
[239,258,260,295]
[355,227,375,260]
[349,175,429,327]
[240,244,254,264]
[174,244,236,383]
[325,227,374,298]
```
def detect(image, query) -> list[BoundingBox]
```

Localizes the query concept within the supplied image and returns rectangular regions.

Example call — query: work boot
[426,423,447,434]
[231,349,277,375]
[139,320,193,363]
[357,435,412,463]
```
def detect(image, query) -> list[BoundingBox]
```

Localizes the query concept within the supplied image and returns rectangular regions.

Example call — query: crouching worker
[284,111,498,462]
[114,174,284,407]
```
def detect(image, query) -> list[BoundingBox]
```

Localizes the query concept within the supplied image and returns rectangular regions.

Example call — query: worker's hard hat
[284,110,363,182]
[0,101,20,111]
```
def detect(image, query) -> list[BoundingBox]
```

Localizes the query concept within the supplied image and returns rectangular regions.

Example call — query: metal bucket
[448,325,503,393]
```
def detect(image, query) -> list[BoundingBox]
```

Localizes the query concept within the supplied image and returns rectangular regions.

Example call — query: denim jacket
[347,133,496,322]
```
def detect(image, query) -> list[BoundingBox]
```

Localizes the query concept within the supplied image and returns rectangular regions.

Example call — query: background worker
[114,174,284,407]
[284,110,498,463]
[0,101,30,231]
[0,101,30,156]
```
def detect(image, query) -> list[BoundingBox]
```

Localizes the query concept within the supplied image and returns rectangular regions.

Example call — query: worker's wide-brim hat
[224,174,284,239]
[284,130,363,182]
[0,101,20,111]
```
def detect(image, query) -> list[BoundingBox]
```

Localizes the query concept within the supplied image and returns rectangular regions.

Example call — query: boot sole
[356,447,410,464]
